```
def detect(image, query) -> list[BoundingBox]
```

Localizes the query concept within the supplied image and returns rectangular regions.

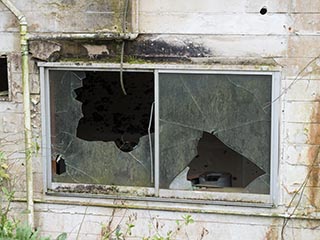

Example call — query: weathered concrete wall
[0,0,319,239]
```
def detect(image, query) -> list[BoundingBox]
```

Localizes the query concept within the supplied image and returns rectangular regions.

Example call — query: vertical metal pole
[1,0,34,228]
[0,0,34,228]
[21,20,34,230]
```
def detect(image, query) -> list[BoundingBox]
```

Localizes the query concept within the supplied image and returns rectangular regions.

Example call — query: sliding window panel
[158,73,272,194]
[49,70,154,187]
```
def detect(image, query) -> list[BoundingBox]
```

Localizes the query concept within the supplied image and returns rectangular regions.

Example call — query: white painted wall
[0,0,319,239]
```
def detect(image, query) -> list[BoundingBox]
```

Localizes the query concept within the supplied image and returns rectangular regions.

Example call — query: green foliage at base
[0,151,67,240]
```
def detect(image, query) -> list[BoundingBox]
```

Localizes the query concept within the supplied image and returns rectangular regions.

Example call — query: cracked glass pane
[50,70,154,187]
[159,73,272,194]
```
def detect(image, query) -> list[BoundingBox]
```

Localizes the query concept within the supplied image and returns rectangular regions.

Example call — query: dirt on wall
[307,97,320,209]
[29,36,211,63]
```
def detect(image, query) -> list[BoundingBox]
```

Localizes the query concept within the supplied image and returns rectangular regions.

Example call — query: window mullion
[270,72,280,205]
[154,70,160,196]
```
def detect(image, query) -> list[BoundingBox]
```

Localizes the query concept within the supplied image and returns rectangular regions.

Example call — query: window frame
[39,63,280,207]
[0,55,11,101]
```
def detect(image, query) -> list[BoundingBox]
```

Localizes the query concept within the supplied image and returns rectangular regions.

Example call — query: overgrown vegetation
[101,212,205,240]
[0,150,67,240]
[1,148,202,240]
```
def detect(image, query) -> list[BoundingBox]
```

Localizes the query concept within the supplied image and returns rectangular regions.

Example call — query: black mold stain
[127,39,211,59]
[31,36,212,63]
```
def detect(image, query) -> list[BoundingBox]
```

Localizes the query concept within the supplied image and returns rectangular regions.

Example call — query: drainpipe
[0,0,140,230]
[0,0,34,229]
[27,32,139,41]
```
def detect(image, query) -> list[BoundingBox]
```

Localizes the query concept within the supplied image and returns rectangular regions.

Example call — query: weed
[0,150,67,240]
[101,212,198,240]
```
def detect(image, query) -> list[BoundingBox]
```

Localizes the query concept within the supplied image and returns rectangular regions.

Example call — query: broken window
[0,56,9,97]
[159,73,272,194]
[45,68,276,198]
[50,70,154,187]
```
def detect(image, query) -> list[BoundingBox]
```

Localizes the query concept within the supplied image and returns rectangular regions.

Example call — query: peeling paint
[83,44,110,59]
[28,37,282,68]
[26,35,288,64]
[29,37,212,63]
[29,41,61,61]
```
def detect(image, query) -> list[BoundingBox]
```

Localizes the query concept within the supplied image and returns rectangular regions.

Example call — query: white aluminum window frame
[39,63,280,207]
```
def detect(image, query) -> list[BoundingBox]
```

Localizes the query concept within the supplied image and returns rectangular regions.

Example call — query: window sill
[31,193,282,220]
[47,182,274,208]
[12,194,320,221]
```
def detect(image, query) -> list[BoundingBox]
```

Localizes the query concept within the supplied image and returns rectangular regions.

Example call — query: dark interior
[0,57,8,93]
[187,132,265,188]
[75,71,154,152]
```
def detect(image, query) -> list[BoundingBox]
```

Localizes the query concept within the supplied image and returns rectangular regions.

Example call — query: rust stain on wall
[307,96,320,209]
[265,220,280,240]
[28,23,40,32]
[308,101,320,145]
[4,18,19,30]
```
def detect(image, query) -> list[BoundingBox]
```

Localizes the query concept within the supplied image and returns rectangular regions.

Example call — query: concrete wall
[0,0,319,239]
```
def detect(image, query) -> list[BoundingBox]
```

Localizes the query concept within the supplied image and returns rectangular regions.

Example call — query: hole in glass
[187,132,265,189]
[75,71,154,152]
[50,70,154,187]
[160,73,272,194]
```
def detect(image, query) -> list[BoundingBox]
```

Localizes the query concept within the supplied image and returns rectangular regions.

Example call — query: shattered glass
[159,73,272,194]
[50,70,154,187]
[49,70,272,195]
